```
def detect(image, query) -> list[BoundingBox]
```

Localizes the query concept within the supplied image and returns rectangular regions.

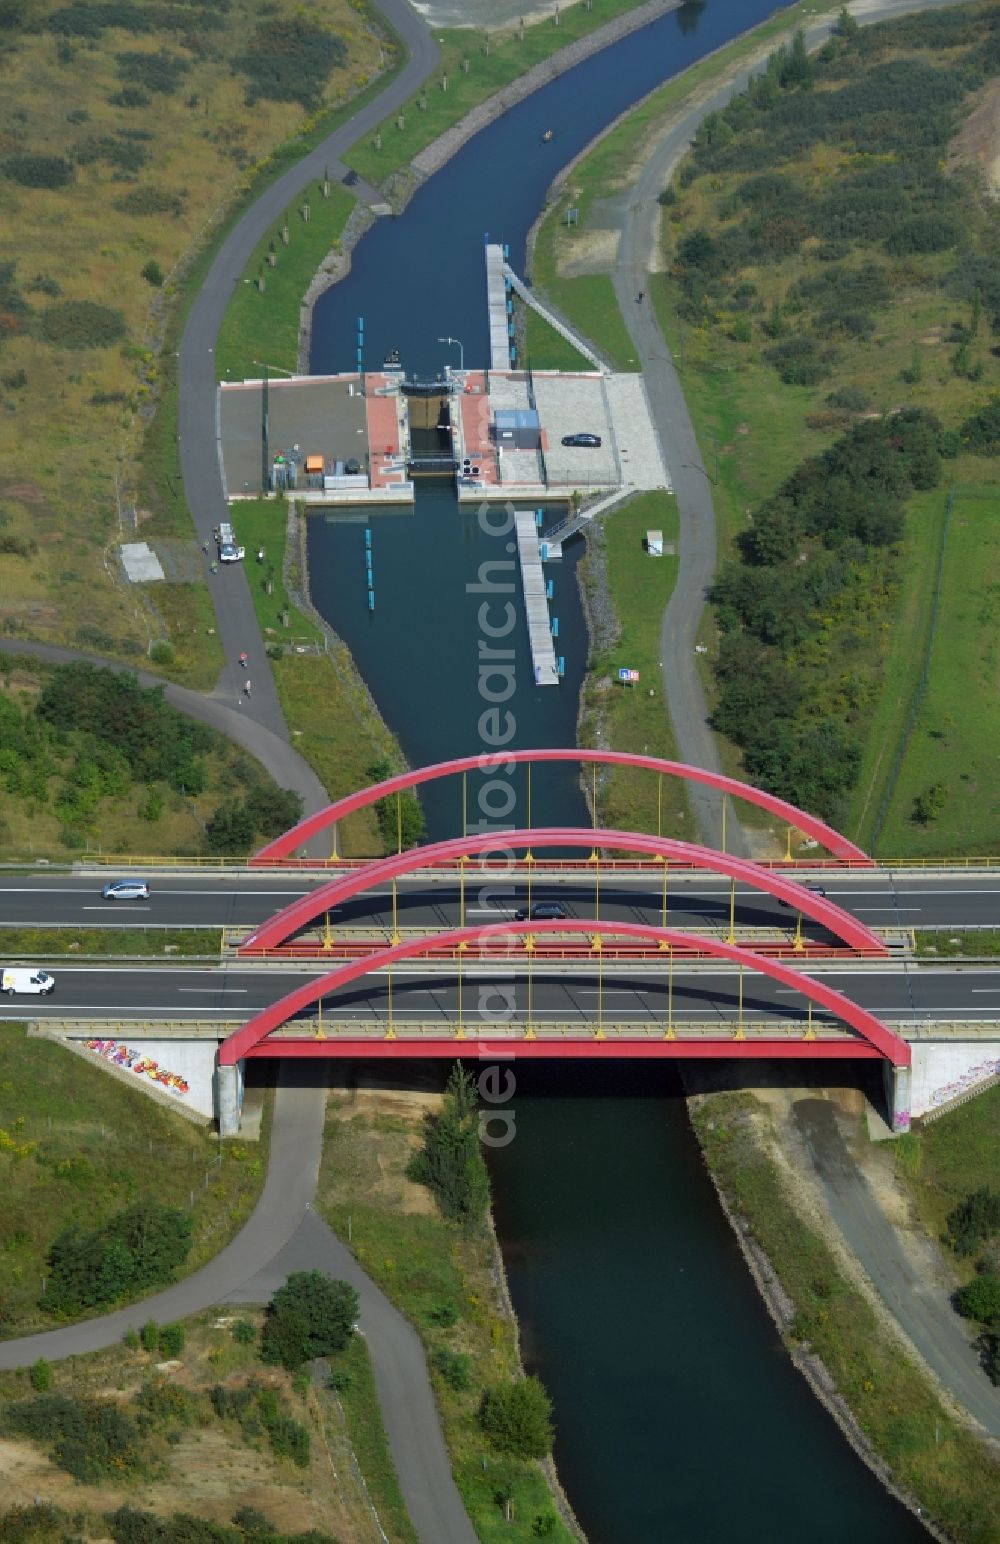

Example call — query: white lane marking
[177,987,248,994]
[969,989,1000,994]
[853,907,921,913]
[81,905,151,912]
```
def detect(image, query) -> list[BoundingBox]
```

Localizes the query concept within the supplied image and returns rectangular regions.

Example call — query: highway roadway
[5,960,1000,1028]
[2,868,998,933]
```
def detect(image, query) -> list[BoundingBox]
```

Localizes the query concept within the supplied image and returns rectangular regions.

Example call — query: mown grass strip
[339,1335,420,1544]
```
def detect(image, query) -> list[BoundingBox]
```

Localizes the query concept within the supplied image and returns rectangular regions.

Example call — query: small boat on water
[542,128,553,143]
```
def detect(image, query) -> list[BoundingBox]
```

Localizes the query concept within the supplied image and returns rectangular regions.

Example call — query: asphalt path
[605,0,967,854]
[7,961,1000,1027]
[4,869,1000,932]
[176,0,438,741]
[795,1099,1000,1437]
[0,1060,479,1544]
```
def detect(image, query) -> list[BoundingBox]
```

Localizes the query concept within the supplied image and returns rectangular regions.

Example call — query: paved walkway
[176,0,440,757]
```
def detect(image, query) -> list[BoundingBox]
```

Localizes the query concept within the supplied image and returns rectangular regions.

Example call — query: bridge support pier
[883,1062,912,1135]
[216,1059,243,1137]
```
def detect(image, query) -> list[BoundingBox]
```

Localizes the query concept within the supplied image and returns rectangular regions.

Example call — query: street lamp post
[438,335,464,373]
[252,361,297,494]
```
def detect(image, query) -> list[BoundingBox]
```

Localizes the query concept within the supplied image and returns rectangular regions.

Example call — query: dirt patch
[948,76,1000,196]
[0,483,47,503]
[556,226,620,277]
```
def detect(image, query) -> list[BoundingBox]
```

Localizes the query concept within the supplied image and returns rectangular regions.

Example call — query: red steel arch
[240,828,884,955]
[219,919,909,1067]
[252,750,871,865]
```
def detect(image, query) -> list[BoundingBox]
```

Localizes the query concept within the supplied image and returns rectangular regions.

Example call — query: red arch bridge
[211,754,914,1135]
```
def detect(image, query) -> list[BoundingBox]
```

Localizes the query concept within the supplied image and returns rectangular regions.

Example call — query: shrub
[140,1320,160,1353]
[2,154,74,189]
[115,48,188,95]
[267,1414,310,1467]
[205,801,257,855]
[158,1323,185,1357]
[955,1274,1000,1325]
[826,385,872,412]
[115,187,183,217]
[478,1376,554,1459]
[123,1327,140,1351]
[3,1395,142,1484]
[232,1317,256,1346]
[764,336,831,386]
[141,259,164,287]
[946,1188,1000,1257]
[961,395,1000,454]
[37,300,125,351]
[433,1349,471,1391]
[29,1358,53,1392]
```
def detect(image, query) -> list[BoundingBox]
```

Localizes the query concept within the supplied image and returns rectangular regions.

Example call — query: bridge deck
[485,243,512,371]
[515,510,559,686]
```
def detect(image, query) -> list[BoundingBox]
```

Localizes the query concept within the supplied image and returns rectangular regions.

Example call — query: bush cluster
[106,1505,334,1544]
[709,412,945,817]
[114,186,184,217]
[211,1380,311,1467]
[237,16,346,108]
[37,299,126,350]
[1,154,74,189]
[365,757,426,851]
[3,1394,142,1484]
[115,48,189,94]
[945,1187,1000,1384]
[44,1201,192,1315]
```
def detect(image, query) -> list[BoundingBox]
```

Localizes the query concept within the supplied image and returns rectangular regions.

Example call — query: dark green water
[307,5,931,1539]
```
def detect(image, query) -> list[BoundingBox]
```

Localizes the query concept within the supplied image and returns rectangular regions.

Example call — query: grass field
[0,1027,268,1334]
[318,1090,575,1543]
[692,1091,1000,1543]
[870,486,1000,859]
[215,184,358,381]
[578,491,693,836]
[893,1085,1000,1263]
[0,928,217,958]
[0,0,386,663]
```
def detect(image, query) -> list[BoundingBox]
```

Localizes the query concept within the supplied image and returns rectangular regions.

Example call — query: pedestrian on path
[244,679,252,698]
[637,290,645,304]
[238,651,249,670]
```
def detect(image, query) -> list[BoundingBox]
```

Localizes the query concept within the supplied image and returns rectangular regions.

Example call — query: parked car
[2,968,55,996]
[514,901,567,922]
[218,521,245,563]
[101,878,150,900]
[561,432,602,448]
[777,881,827,909]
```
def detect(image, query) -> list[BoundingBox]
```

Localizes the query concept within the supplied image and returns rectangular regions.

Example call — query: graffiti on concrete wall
[926,1056,1000,1111]
[85,1038,190,1098]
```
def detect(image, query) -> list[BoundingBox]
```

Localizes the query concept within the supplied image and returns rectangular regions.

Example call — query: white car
[101,878,150,900]
[219,542,245,563]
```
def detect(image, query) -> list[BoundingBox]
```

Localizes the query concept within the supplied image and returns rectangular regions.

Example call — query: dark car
[778,881,827,909]
[514,901,567,922]
[561,432,602,448]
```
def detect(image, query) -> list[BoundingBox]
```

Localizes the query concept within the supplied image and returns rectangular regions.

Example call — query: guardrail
[65,853,1000,872]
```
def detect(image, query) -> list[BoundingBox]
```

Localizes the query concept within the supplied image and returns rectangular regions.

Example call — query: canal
[307,3,930,1539]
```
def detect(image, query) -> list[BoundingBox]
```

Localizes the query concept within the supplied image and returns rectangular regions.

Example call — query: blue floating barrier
[546,579,554,600]
[558,656,565,677]
[552,617,559,638]
[368,589,375,610]
[365,529,372,546]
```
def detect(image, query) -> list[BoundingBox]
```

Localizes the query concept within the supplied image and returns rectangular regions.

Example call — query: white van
[2,968,55,996]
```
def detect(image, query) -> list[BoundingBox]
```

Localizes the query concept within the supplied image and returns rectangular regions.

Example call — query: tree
[408,1065,490,1228]
[261,1271,358,1370]
[366,758,426,851]
[478,1376,554,1458]
[205,800,257,854]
